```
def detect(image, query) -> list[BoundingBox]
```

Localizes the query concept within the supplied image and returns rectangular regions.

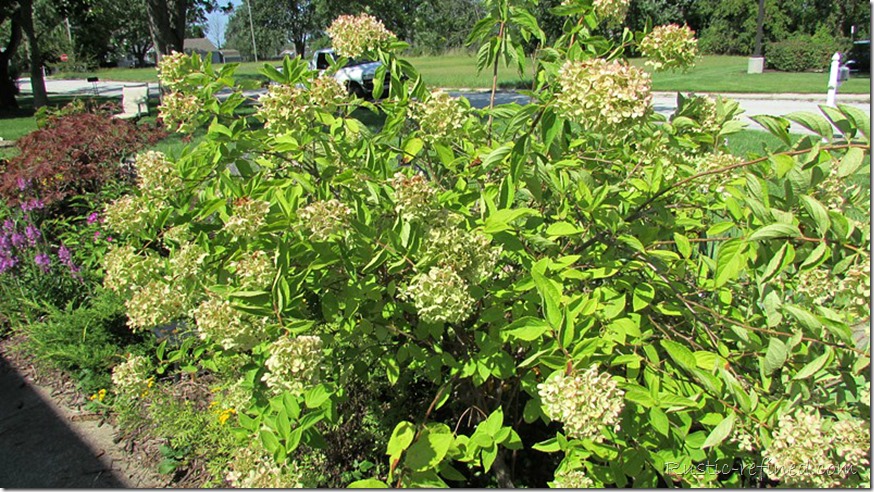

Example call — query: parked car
[845,40,870,73]
[308,49,389,99]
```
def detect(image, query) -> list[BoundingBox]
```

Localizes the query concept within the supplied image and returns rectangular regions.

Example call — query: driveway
[17,77,871,135]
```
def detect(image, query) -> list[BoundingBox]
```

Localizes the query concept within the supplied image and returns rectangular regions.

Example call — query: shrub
[766,34,848,72]
[99,7,873,490]
[0,109,166,210]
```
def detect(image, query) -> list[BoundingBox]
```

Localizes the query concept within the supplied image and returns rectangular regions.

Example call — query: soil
[0,333,168,488]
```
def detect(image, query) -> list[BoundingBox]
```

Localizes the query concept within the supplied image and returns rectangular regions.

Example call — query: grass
[49,54,872,93]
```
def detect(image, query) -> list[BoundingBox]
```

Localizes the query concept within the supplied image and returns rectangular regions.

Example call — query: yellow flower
[218,408,237,425]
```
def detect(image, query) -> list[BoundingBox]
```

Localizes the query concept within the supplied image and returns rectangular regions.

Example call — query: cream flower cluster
[103,245,162,297]
[554,59,652,133]
[309,75,348,112]
[325,14,395,59]
[402,265,475,324]
[104,195,155,235]
[674,95,721,137]
[550,468,595,488]
[125,280,188,331]
[410,91,469,143]
[257,84,308,134]
[423,226,501,283]
[111,354,152,397]
[157,51,196,92]
[298,199,353,241]
[763,409,870,487]
[262,335,324,394]
[593,0,629,24]
[796,255,870,321]
[224,198,271,238]
[162,224,192,246]
[134,151,182,198]
[225,443,303,488]
[640,24,699,72]
[538,365,625,442]
[390,172,439,222]
[159,91,200,133]
[192,296,268,351]
[692,152,743,192]
[229,250,275,289]
[168,242,208,279]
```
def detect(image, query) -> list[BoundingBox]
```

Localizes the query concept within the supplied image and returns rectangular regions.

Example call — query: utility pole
[247,0,258,62]
[747,0,765,73]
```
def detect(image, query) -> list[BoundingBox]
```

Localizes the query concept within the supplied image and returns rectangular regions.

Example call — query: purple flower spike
[0,254,18,273]
[87,212,100,225]
[2,220,14,233]
[24,225,41,245]
[34,253,51,272]
[58,244,73,265]
[11,233,26,249]
[93,230,102,242]
[17,177,29,191]
[21,199,45,212]
[0,234,11,252]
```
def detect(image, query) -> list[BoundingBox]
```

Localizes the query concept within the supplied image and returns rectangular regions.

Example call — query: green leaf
[838,147,865,177]
[661,339,697,373]
[632,283,655,311]
[348,479,389,488]
[715,239,746,288]
[748,223,801,241]
[504,316,550,341]
[785,111,834,140]
[702,413,735,448]
[799,242,829,270]
[769,154,796,178]
[482,208,539,234]
[481,443,498,472]
[404,424,453,472]
[799,195,831,237]
[532,259,563,328]
[260,429,280,454]
[760,242,795,283]
[545,221,584,237]
[387,421,416,458]
[403,137,424,160]
[304,384,330,409]
[762,338,788,375]
[819,105,854,139]
[751,115,791,146]
[532,438,561,453]
[784,305,822,331]
[650,407,670,437]
[838,104,869,142]
[792,348,832,380]
[674,233,692,259]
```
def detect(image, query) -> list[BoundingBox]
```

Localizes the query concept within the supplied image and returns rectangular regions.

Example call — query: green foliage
[102,5,871,489]
[766,34,850,72]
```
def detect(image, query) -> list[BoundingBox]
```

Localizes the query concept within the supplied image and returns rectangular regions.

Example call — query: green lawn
[50,54,872,93]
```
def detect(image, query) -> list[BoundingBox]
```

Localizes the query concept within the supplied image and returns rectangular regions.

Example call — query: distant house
[183,38,243,64]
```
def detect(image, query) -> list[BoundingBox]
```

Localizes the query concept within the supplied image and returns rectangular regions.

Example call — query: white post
[826,52,841,107]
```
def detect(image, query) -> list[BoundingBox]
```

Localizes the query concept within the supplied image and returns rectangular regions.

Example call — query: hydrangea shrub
[106,4,870,488]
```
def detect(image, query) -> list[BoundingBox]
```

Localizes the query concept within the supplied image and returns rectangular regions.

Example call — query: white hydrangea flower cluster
[168,242,208,279]
[692,152,743,192]
[157,51,196,92]
[674,95,721,138]
[111,354,153,397]
[223,198,271,238]
[262,335,324,394]
[795,267,833,306]
[390,172,439,222]
[221,377,252,412]
[104,195,155,235]
[859,382,870,407]
[817,159,852,213]
[640,24,699,72]
[538,365,625,442]
[192,296,268,351]
[298,199,353,241]
[795,256,870,321]
[410,91,469,143]
[308,75,348,111]
[763,409,870,487]
[225,442,304,488]
[554,59,652,133]
[325,13,396,59]
[257,84,309,134]
[159,91,200,133]
[550,467,595,488]
[731,426,757,453]
[134,151,182,198]
[593,0,630,24]
[402,265,475,324]
[423,226,501,283]
[103,245,162,297]
[229,250,275,289]
[125,280,188,331]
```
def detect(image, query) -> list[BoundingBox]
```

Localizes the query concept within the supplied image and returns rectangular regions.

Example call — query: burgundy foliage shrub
[0,112,167,209]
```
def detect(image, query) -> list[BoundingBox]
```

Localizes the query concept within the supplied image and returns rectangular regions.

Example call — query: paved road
[17,77,871,134]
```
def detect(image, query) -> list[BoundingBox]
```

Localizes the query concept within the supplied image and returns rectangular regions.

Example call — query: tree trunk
[0,7,23,110]
[19,0,47,108]
[293,38,305,59]
[146,0,188,62]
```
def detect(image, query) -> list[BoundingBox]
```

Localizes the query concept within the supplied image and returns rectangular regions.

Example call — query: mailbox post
[826,52,850,107]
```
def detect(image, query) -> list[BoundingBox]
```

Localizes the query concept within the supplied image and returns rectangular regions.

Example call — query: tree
[145,0,187,59]
[206,9,226,48]
[225,0,287,60]
[19,0,48,108]
[0,3,23,110]
[110,0,153,67]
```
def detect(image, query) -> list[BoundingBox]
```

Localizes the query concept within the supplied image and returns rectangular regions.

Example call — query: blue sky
[205,0,241,48]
